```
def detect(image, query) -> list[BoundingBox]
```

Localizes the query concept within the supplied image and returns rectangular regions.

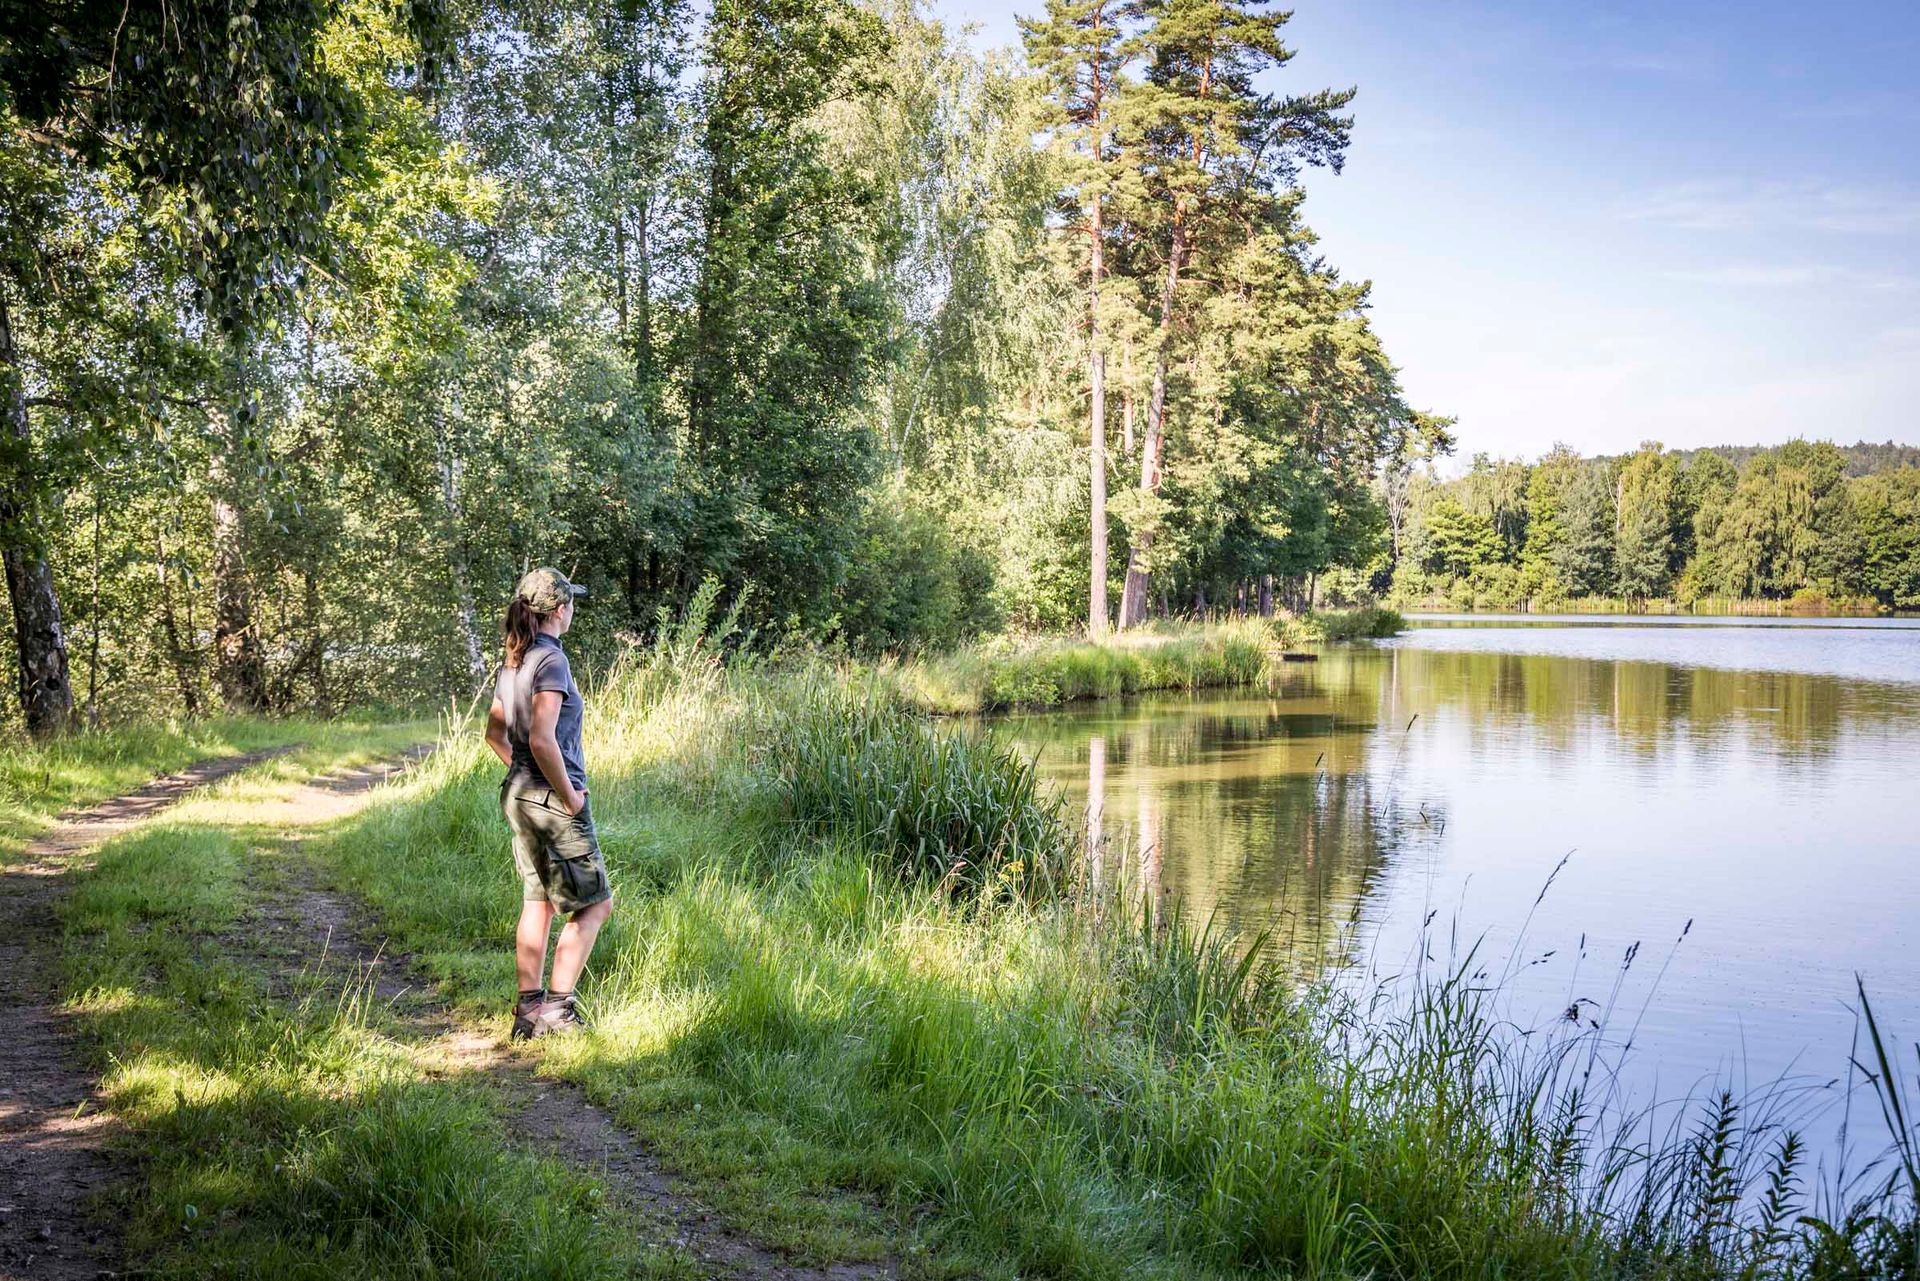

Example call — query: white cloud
[1618,180,1920,236]
[1662,264,1918,291]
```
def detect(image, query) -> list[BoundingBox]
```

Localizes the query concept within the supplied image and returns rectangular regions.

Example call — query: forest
[1379,440,1920,614]
[1,0,1442,736]
[7,0,1917,743]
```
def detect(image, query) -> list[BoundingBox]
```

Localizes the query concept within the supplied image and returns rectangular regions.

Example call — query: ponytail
[502,598,552,669]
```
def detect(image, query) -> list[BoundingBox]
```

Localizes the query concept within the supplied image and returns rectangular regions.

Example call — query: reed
[892,621,1274,713]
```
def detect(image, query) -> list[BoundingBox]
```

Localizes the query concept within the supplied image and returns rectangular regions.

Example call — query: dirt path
[0,747,300,1281]
[212,753,902,1279]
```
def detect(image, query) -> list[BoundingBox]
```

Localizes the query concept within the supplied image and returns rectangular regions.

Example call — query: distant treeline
[1673,440,1920,479]
[1374,440,1920,613]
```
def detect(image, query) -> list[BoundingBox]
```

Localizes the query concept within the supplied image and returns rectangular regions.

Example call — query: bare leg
[516,900,556,992]
[549,898,613,994]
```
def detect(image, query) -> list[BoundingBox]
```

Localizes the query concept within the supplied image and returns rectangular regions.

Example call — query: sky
[926,0,1920,465]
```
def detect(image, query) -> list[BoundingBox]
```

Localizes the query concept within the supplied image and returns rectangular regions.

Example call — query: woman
[484,566,614,1040]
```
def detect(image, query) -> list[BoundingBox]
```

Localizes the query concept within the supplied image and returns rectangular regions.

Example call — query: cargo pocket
[552,851,607,911]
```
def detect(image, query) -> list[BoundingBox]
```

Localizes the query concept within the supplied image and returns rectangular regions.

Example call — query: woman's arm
[528,690,587,815]
[484,697,513,766]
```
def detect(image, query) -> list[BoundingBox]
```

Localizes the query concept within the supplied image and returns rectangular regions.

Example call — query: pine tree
[1114,0,1352,626]
[1023,0,1132,635]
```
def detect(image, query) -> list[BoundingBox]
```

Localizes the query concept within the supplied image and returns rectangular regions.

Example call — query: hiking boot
[518,990,591,1044]
[529,994,592,1038]
[510,991,547,1042]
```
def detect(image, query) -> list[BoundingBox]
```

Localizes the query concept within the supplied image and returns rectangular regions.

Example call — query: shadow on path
[236,752,899,1280]
[0,745,300,1281]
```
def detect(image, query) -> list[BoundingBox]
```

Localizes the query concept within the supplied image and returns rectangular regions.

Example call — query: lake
[1003,615,1920,1153]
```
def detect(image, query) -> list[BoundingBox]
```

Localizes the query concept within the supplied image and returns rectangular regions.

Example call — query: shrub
[834,502,1001,653]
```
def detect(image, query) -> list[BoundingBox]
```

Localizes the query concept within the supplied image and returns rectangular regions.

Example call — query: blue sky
[928,0,1920,464]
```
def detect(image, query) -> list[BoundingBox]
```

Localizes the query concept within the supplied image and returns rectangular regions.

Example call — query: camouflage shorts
[500,781,613,915]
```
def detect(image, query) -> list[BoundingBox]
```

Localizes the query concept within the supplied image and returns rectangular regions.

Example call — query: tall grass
[1258,605,1407,647]
[314,608,1918,1281]
[893,621,1273,713]
[769,677,1072,898]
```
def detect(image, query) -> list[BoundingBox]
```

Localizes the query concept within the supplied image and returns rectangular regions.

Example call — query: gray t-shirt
[496,634,586,791]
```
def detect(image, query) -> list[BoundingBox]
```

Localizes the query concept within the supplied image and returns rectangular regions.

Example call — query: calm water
[1004,617,1920,1140]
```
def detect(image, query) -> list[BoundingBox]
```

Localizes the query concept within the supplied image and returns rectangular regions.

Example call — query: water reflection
[1005,624,1920,1118]
[1015,685,1449,972]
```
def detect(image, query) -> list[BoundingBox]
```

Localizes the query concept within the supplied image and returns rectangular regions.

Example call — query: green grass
[306,603,1919,1281]
[0,714,415,863]
[889,621,1274,713]
[56,739,688,1281]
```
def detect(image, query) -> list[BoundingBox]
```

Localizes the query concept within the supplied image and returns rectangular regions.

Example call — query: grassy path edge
[0,745,302,1281]
[52,737,914,1280]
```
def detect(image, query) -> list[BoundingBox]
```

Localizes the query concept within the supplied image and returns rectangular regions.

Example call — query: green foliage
[832,500,1000,653]
[1421,496,1503,577]
[1614,442,1682,600]
[1302,604,1405,641]
[1388,441,1913,613]
[2,0,1440,730]
[1853,469,1920,609]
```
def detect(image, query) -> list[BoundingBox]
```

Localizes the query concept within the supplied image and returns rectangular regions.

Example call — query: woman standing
[484,567,614,1040]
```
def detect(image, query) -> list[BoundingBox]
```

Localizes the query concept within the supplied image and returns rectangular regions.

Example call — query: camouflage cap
[514,566,588,612]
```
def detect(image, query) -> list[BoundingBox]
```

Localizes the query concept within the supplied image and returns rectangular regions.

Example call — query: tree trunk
[155,535,200,715]
[0,287,74,737]
[633,186,654,393]
[1118,353,1171,627]
[603,52,633,363]
[1259,574,1273,618]
[86,488,101,725]
[208,385,268,713]
[1120,52,1215,630]
[1087,187,1108,637]
[437,417,487,686]
[1119,211,1184,629]
[687,59,736,465]
[612,211,629,343]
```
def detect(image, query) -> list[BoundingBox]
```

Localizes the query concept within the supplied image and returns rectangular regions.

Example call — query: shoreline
[20,634,1918,1278]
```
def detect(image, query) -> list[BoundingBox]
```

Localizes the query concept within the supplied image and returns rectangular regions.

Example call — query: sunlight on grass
[305,593,1920,1279]
[53,735,665,1281]
[888,619,1276,713]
